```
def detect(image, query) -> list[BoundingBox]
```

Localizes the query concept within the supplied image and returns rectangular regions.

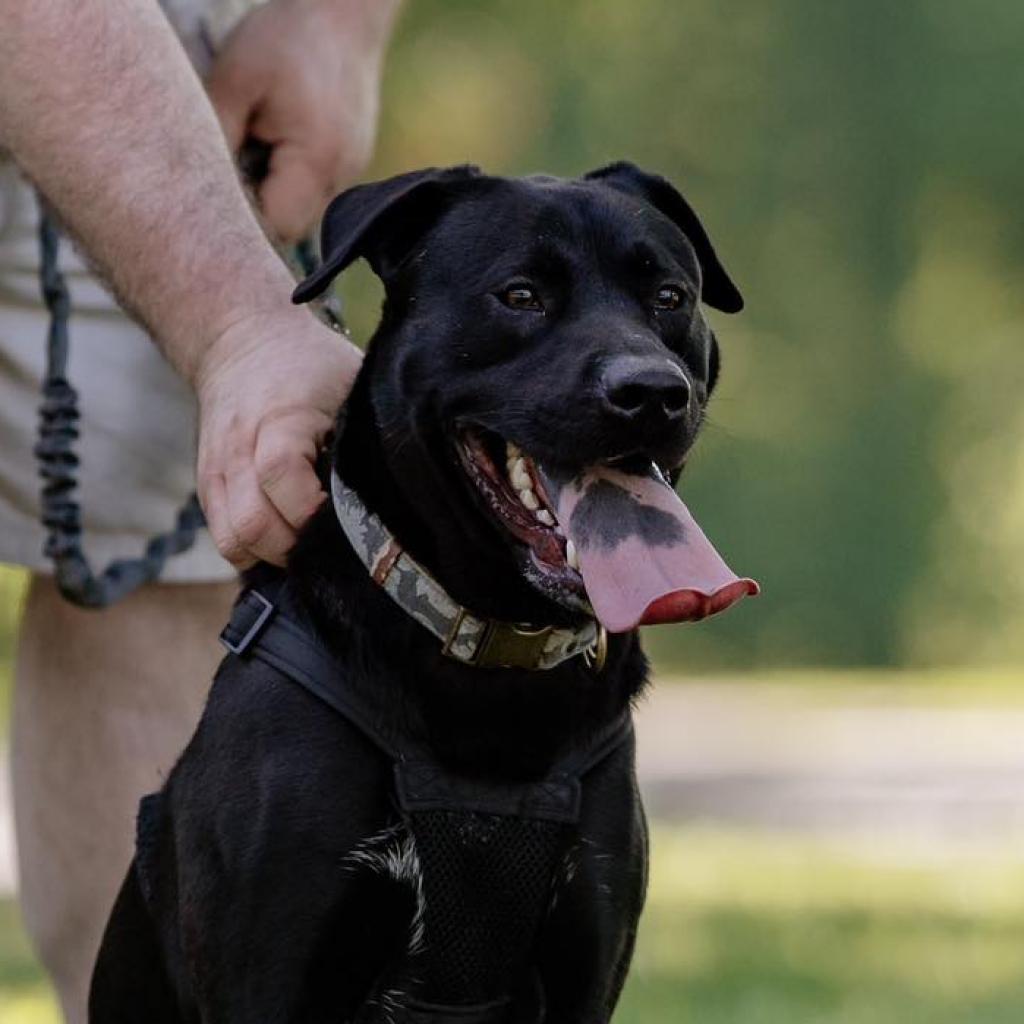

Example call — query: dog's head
[295,163,756,634]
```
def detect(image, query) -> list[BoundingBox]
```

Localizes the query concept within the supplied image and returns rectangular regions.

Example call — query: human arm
[0,0,368,567]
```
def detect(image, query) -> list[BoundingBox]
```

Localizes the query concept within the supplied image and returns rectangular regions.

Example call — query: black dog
[89,162,751,1024]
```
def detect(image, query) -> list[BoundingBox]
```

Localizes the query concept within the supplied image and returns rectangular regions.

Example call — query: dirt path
[3,680,1023,893]
[635,682,1024,838]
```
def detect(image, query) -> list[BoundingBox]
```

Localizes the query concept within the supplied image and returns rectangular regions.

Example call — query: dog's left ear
[585,162,744,313]
[293,165,484,303]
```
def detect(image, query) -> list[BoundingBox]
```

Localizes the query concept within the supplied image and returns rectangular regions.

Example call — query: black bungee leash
[33,153,338,608]
[33,200,210,607]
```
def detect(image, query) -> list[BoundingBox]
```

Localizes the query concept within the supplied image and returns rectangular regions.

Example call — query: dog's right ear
[585,162,743,313]
[292,165,483,303]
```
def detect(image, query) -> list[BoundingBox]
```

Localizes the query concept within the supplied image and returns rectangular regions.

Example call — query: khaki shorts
[0,0,264,582]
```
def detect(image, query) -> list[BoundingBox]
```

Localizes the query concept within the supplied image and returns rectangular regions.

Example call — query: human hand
[192,309,362,568]
[206,0,393,242]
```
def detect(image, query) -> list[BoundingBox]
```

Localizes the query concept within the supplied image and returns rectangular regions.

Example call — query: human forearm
[0,0,389,570]
[0,0,305,384]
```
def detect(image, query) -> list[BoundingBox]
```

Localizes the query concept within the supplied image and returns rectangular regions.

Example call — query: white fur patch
[344,824,426,955]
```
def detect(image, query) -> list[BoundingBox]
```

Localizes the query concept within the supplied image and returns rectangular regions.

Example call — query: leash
[33,200,209,607]
[33,190,340,607]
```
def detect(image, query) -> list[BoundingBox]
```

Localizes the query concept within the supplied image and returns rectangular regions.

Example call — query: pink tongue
[551,465,759,634]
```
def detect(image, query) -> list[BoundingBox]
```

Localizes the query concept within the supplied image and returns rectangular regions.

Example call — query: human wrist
[191,302,362,399]
[275,0,401,50]
[163,244,300,387]
[190,303,307,392]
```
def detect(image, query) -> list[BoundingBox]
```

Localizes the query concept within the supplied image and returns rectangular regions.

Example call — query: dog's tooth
[535,509,555,526]
[518,487,539,511]
[510,459,531,491]
[566,539,580,571]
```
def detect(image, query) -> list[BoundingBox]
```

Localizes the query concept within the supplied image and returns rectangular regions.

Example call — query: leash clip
[584,624,608,673]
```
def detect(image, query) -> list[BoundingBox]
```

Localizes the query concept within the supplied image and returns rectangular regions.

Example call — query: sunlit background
[2,0,1023,1020]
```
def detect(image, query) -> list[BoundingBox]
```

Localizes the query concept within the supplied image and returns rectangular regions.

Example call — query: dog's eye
[498,285,544,312]
[654,285,685,311]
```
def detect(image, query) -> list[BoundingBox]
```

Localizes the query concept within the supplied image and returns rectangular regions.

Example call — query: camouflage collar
[329,471,606,671]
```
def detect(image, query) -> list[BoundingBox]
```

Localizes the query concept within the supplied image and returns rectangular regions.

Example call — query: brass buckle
[472,620,556,669]
[442,608,603,672]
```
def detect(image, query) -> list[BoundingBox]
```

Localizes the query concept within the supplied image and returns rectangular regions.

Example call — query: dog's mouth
[457,430,586,606]
[456,428,759,633]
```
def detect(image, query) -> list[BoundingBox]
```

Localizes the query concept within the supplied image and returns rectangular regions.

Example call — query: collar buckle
[334,470,597,673]
[443,609,556,670]
[473,620,557,669]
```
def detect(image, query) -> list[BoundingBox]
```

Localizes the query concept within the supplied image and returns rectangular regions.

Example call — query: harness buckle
[220,590,275,656]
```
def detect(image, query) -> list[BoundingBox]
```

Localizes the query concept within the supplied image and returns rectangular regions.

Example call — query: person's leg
[11,574,237,1024]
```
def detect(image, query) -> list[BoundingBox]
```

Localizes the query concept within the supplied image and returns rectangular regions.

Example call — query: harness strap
[401,996,513,1024]
[219,585,404,760]
[394,761,581,824]
[217,583,634,1015]
[219,584,633,787]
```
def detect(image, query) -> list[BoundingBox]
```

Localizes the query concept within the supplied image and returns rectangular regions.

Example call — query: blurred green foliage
[336,0,1024,672]
[4,3,1022,676]
[4,7,1024,1019]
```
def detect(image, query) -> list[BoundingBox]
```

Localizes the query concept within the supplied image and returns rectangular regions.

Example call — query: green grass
[4,827,1024,1024]
[0,900,59,1024]
[0,567,29,732]
[617,829,1024,1023]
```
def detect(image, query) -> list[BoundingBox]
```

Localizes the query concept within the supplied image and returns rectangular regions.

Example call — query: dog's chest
[348,762,586,1022]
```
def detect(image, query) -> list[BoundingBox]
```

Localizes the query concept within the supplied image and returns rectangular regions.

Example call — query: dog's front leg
[167,679,413,1024]
[178,850,410,1024]
[535,744,649,1023]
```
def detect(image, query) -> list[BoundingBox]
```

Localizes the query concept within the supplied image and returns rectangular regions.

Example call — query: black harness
[212,580,633,1022]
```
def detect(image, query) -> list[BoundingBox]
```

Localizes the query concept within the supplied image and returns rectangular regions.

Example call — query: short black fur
[89,162,742,1024]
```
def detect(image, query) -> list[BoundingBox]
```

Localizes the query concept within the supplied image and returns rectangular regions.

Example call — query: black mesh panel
[407,809,568,1006]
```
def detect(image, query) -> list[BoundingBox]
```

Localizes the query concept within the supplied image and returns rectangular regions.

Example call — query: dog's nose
[600,356,691,429]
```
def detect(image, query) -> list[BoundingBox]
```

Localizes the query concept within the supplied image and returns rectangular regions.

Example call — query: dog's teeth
[535,509,555,526]
[510,458,531,491]
[518,487,539,511]
[566,539,580,571]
